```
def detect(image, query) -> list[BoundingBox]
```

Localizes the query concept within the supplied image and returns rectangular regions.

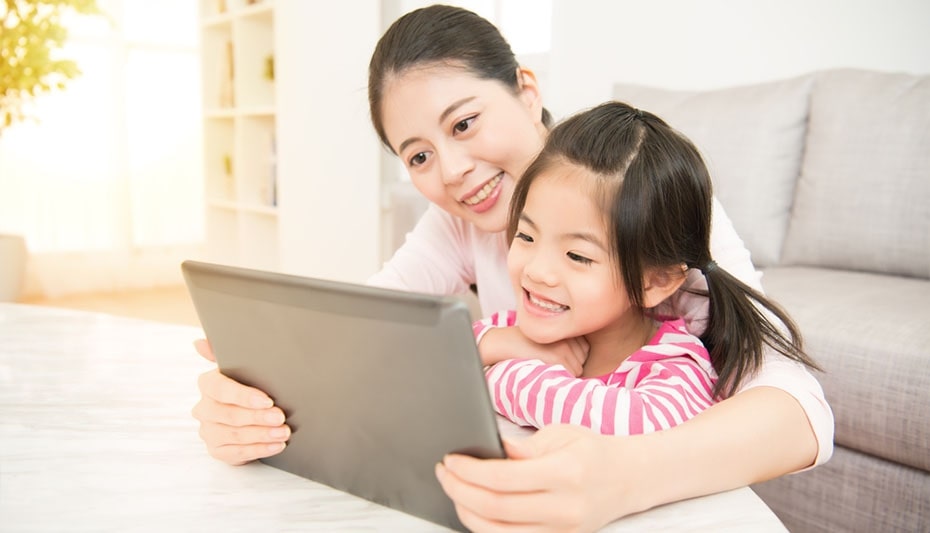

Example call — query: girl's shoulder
[632,318,715,371]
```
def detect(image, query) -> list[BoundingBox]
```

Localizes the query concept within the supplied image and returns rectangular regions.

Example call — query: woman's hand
[190,339,290,465]
[479,327,589,376]
[435,424,640,533]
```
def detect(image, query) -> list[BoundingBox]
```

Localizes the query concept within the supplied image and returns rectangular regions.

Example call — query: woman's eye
[409,152,428,167]
[567,252,592,265]
[514,231,533,243]
[453,115,477,134]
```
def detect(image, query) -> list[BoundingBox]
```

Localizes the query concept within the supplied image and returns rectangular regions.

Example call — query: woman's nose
[439,143,475,186]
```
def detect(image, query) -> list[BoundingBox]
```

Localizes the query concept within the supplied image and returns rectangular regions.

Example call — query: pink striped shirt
[478,313,718,435]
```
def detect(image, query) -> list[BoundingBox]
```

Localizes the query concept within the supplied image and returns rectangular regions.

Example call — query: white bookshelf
[199,0,382,282]
[200,0,279,272]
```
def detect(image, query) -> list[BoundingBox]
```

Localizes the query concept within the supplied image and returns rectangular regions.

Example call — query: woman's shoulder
[416,205,502,244]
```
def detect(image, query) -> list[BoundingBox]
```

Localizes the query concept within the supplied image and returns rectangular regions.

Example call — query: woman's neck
[580,313,657,378]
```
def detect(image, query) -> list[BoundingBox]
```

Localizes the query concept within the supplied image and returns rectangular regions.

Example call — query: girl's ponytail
[699,262,820,398]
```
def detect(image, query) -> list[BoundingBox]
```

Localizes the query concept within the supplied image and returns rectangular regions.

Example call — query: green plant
[0,0,101,130]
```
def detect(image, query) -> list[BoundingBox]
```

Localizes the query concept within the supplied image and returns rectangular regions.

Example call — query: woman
[192,5,833,531]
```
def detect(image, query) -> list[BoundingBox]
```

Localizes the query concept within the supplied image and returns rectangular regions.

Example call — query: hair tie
[701,260,718,276]
[634,107,645,119]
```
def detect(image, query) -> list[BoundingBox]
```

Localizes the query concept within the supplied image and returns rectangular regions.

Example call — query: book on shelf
[218,40,234,108]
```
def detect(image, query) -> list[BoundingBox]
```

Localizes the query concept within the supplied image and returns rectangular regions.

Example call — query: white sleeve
[737,353,835,470]
[366,205,474,296]
[710,196,763,291]
[708,198,834,469]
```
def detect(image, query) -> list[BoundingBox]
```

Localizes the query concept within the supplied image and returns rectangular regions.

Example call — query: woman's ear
[642,265,688,309]
[516,67,544,124]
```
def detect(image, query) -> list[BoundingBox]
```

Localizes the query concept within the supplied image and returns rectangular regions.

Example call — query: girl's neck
[580,313,658,378]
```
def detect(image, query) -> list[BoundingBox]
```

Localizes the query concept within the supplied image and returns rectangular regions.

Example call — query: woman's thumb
[503,437,537,460]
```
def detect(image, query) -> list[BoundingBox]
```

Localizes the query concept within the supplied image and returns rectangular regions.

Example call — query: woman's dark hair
[368,4,552,151]
[509,101,820,398]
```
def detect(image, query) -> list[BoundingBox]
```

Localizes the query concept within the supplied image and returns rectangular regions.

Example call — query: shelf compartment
[235,115,277,208]
[203,117,236,202]
[232,6,274,109]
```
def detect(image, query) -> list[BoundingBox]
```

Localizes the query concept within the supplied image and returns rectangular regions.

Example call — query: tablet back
[181,260,504,532]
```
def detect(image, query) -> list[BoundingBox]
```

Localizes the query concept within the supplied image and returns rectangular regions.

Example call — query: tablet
[181,260,504,531]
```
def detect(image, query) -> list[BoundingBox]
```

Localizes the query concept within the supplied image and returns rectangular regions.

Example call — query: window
[0,0,202,296]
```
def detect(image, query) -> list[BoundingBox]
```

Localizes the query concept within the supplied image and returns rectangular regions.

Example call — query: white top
[369,197,834,468]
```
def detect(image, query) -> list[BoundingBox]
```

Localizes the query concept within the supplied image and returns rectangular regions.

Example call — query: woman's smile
[461,173,504,212]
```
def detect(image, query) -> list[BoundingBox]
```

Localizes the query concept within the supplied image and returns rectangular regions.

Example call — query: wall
[547,0,930,119]
[275,0,382,282]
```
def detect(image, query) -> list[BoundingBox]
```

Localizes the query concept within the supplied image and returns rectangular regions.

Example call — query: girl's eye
[409,152,428,167]
[567,251,592,265]
[514,231,533,243]
[453,115,477,134]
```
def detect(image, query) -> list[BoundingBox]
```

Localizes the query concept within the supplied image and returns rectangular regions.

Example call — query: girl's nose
[439,143,475,186]
[524,252,558,287]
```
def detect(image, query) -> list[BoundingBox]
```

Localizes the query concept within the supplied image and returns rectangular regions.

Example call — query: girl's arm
[474,311,588,375]
[436,386,819,532]
[486,323,715,435]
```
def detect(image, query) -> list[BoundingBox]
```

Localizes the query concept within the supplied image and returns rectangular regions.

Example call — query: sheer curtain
[0,0,203,298]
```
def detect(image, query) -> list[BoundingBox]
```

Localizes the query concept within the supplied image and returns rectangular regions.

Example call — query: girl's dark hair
[509,101,821,398]
[368,4,552,151]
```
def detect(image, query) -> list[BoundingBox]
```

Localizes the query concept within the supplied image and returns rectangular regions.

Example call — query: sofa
[614,68,929,532]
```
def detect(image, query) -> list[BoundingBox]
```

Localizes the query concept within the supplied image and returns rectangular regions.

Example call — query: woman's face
[380,65,547,233]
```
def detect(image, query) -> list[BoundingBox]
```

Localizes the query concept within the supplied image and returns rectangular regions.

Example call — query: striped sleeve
[484,319,718,436]
[472,310,517,344]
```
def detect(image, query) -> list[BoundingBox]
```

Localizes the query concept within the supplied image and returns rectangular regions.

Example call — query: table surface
[0,303,786,532]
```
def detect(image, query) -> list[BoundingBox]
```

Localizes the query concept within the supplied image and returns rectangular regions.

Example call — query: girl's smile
[522,288,569,315]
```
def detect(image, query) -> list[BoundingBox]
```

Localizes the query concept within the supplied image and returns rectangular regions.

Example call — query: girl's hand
[190,339,290,465]
[478,327,589,376]
[435,424,639,533]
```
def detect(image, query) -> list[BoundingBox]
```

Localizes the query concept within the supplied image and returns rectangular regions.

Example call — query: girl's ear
[516,67,544,124]
[642,265,688,309]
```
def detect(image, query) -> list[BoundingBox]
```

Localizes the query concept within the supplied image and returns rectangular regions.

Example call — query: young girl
[474,101,818,436]
[193,5,832,530]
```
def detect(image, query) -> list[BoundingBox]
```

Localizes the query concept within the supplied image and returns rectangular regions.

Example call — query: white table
[0,303,786,532]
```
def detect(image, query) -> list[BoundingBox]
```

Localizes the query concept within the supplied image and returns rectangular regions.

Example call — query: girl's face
[508,167,642,348]
[380,65,547,233]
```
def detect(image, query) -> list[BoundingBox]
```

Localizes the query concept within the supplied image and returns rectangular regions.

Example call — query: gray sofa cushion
[761,266,930,472]
[781,69,930,279]
[753,445,930,533]
[614,74,813,267]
